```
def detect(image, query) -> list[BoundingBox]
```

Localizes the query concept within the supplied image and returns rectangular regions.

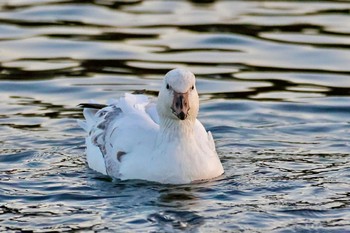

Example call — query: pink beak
[171,91,190,120]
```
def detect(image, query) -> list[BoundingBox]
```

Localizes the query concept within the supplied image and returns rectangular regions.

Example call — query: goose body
[78,69,224,184]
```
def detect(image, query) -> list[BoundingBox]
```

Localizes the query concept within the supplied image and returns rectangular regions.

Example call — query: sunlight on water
[0,0,349,232]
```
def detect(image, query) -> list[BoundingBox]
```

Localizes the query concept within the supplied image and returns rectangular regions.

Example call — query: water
[0,0,349,232]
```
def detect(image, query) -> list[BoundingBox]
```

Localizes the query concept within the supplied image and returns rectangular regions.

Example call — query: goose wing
[78,94,159,177]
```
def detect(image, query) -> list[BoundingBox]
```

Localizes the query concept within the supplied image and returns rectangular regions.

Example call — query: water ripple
[0,0,349,232]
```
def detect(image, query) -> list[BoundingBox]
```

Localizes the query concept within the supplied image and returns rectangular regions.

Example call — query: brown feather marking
[117,151,126,162]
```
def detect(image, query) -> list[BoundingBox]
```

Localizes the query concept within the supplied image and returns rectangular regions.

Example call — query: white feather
[78,68,224,184]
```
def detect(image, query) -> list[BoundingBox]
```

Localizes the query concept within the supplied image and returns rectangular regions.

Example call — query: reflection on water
[0,0,349,232]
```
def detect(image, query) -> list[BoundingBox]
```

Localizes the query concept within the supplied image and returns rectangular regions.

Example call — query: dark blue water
[0,0,349,232]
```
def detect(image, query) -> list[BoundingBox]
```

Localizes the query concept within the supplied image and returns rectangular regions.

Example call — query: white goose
[78,68,224,184]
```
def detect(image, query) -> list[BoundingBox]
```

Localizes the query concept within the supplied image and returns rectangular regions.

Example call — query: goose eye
[191,85,194,90]
[166,84,170,90]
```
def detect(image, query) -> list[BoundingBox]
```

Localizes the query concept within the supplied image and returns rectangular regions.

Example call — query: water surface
[0,0,349,232]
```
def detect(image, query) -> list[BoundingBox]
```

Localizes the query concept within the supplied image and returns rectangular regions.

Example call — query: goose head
[157,68,199,122]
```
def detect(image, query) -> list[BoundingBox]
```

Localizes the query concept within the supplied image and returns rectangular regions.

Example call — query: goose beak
[171,91,190,120]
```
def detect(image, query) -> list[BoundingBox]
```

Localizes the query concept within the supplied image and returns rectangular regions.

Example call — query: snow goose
[78,68,224,184]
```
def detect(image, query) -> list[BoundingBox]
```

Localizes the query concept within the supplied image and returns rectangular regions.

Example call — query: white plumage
[78,68,224,184]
